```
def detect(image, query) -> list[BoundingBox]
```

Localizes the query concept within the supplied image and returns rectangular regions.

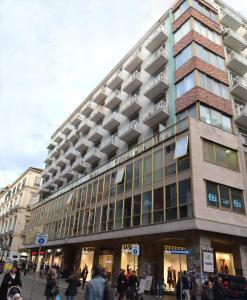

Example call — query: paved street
[0,273,176,300]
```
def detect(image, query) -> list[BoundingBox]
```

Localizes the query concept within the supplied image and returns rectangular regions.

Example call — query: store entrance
[215,252,235,275]
[121,244,139,273]
[80,247,95,281]
[99,253,113,282]
[164,246,187,291]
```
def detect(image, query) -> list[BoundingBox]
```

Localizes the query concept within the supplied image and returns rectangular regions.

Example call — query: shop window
[206,181,219,207]
[216,252,235,275]
[154,150,163,182]
[143,156,152,186]
[124,198,132,228]
[115,200,123,229]
[166,183,177,220]
[142,191,152,225]
[121,244,139,273]
[94,207,101,233]
[133,195,141,226]
[174,136,189,159]
[80,248,95,281]
[153,188,164,223]
[107,203,114,231]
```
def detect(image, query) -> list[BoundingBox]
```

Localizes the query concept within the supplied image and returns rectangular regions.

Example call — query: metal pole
[180,254,182,300]
[29,246,41,300]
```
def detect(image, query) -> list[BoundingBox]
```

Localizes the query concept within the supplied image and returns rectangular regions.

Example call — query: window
[175,44,192,69]
[198,72,229,100]
[194,20,221,45]
[174,0,189,20]
[142,191,152,225]
[206,181,245,213]
[166,183,177,220]
[154,150,163,182]
[115,168,125,184]
[176,72,195,98]
[174,19,190,43]
[203,140,239,172]
[22,178,26,188]
[195,44,225,71]
[174,136,189,159]
[153,188,164,223]
[143,155,152,186]
[192,0,218,22]
[179,179,193,218]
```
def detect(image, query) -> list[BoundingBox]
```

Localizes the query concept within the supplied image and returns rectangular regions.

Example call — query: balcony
[62,124,74,136]
[53,172,64,186]
[49,147,60,159]
[122,71,143,94]
[53,133,64,144]
[241,133,247,145]
[78,119,94,135]
[41,171,50,180]
[47,141,56,151]
[119,120,141,143]
[65,149,80,162]
[226,51,247,76]
[143,100,169,128]
[102,112,124,132]
[88,126,107,144]
[48,163,58,175]
[72,157,87,173]
[223,29,247,52]
[235,107,247,129]
[220,9,242,31]
[71,114,83,128]
[93,88,108,105]
[230,76,247,101]
[146,26,167,53]
[144,72,169,101]
[62,166,74,180]
[90,106,108,123]
[67,130,80,145]
[105,90,123,110]
[120,94,142,118]
[58,139,70,152]
[75,137,92,153]
[145,48,168,75]
[81,102,97,117]
[108,70,125,90]
[56,155,68,168]
[84,148,103,164]
[44,157,53,165]
[100,135,120,154]
[124,49,143,74]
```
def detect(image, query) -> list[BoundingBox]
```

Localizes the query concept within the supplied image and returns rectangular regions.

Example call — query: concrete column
[239,244,247,278]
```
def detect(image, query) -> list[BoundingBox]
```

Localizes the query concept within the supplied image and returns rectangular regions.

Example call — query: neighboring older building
[24,0,247,283]
[0,167,42,261]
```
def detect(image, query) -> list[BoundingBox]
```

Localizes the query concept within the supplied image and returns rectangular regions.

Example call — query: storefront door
[99,254,113,282]
[121,244,139,273]
[80,248,94,281]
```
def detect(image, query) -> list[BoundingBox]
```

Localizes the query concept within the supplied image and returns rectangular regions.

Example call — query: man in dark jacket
[117,269,128,300]
[128,270,139,296]
[213,275,225,300]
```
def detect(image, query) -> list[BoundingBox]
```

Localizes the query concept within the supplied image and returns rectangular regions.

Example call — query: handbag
[55,294,60,300]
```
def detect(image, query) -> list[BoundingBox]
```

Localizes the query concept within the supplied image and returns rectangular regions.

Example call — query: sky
[0,0,246,186]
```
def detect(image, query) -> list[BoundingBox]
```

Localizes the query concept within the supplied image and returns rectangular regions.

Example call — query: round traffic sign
[38,238,45,245]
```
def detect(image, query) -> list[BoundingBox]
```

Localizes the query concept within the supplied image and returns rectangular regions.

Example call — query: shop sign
[82,247,95,252]
[131,244,140,256]
[203,250,214,273]
[164,245,187,251]
[165,249,191,255]
[144,275,153,291]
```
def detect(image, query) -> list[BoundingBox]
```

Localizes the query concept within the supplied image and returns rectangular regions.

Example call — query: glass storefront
[80,247,94,281]
[99,254,113,282]
[215,252,235,275]
[53,249,62,267]
[121,244,139,273]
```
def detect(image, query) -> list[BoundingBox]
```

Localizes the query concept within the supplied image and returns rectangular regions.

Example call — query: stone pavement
[0,272,176,300]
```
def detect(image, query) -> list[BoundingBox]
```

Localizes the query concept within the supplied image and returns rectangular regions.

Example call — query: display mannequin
[219,259,229,274]
[167,266,176,289]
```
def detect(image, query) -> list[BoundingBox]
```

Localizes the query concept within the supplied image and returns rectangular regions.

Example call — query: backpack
[103,281,114,300]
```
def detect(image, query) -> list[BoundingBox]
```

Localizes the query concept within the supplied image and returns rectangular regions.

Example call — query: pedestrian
[24,262,28,276]
[32,262,37,273]
[65,271,81,300]
[128,270,139,298]
[0,265,22,300]
[85,265,106,300]
[81,264,89,289]
[44,268,59,300]
[213,275,225,300]
[116,269,128,300]
[176,271,190,300]
[201,281,214,300]
[156,275,165,298]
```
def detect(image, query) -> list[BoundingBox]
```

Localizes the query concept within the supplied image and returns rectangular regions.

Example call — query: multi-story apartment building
[0,167,42,261]
[24,0,247,284]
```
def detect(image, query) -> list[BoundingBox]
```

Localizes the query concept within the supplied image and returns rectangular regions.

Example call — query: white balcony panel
[53,173,64,186]
[47,141,56,151]
[122,72,143,94]
[48,164,58,175]
[72,158,87,173]
[90,106,107,123]
[75,138,92,153]
[58,139,70,152]
[41,171,50,180]
[49,147,60,159]
[220,10,242,31]
[65,149,80,162]
[223,30,247,52]
[124,50,143,74]
[71,114,83,128]
[120,95,142,118]
[226,52,247,76]
[230,77,247,101]
[144,73,169,101]
[105,90,123,110]
[108,71,125,90]
[78,119,94,135]
[93,89,108,105]
[84,148,103,164]
[102,112,124,132]
[235,108,247,128]
[143,101,169,128]
[81,102,97,116]
[119,121,141,143]
[100,136,120,154]
[62,124,74,136]
[44,157,53,165]
[88,126,107,143]
[53,133,64,144]
[145,51,168,75]
[56,156,68,168]
[146,27,167,53]
[67,131,80,145]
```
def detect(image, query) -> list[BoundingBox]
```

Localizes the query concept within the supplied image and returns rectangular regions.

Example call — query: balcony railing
[223,29,247,52]
[105,90,123,109]
[220,8,242,31]
[124,49,143,74]
[122,71,142,94]
[120,94,142,117]
[146,26,167,53]
[226,51,247,76]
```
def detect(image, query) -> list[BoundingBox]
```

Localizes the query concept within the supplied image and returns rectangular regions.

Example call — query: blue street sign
[165,249,191,255]
[35,233,48,246]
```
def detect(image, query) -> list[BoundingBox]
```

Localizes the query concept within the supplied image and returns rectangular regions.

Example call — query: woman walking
[0,265,22,300]
[65,271,81,300]
[44,268,59,300]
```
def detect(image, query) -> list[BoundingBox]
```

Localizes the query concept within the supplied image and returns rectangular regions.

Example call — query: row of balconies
[0,205,20,219]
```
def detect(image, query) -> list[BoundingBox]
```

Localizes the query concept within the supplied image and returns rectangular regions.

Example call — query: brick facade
[173,7,221,33]
[172,0,218,14]
[174,56,229,84]
[174,31,225,57]
[176,86,233,115]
